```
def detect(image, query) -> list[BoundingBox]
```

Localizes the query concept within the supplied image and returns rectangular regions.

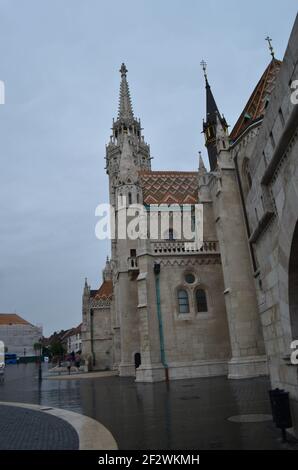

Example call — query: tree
[50,341,66,357]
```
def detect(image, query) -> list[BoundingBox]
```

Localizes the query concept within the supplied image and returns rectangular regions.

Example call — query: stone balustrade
[152,240,219,255]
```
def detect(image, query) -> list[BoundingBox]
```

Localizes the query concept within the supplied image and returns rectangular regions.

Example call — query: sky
[0,1,297,336]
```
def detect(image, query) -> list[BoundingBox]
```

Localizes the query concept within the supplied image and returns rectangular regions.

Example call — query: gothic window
[128,192,132,205]
[195,288,208,313]
[177,289,190,314]
[191,205,196,232]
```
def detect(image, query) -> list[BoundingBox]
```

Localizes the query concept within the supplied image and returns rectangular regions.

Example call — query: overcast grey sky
[0,1,297,336]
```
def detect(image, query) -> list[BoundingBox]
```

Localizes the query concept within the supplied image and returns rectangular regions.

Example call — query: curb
[0,401,118,450]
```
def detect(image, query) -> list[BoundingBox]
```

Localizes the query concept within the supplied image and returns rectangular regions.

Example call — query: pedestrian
[66,358,71,375]
[75,353,81,369]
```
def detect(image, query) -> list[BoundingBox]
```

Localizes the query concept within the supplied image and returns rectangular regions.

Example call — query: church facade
[82,15,298,428]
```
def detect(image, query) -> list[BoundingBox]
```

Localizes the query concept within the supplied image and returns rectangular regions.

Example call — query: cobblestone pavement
[0,404,79,450]
[0,363,297,450]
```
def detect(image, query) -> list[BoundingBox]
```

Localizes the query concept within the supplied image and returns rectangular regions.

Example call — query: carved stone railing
[152,240,219,255]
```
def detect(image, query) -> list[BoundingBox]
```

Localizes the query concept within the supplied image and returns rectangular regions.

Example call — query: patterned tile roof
[90,280,113,300]
[139,171,198,204]
[230,59,282,142]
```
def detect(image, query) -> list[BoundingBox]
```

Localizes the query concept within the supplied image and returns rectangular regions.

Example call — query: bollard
[268,388,292,442]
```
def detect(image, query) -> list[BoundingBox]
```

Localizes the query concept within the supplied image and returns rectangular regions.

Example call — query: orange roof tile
[91,280,113,300]
[139,171,198,205]
[230,59,281,142]
[0,313,30,326]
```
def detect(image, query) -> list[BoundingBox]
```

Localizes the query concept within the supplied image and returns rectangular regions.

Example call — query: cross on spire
[265,36,275,59]
[200,59,208,82]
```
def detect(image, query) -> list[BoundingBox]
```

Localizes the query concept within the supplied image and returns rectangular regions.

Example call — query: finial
[200,60,208,81]
[198,151,206,172]
[265,36,275,59]
[84,277,88,288]
[120,63,128,78]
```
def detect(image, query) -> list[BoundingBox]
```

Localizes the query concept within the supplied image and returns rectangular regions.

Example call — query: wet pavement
[0,363,296,450]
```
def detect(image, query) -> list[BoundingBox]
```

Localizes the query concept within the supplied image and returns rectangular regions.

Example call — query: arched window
[177,289,189,314]
[128,192,132,205]
[196,289,208,313]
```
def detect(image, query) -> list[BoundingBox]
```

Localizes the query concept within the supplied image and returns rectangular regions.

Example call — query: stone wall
[0,324,42,357]
[243,15,298,434]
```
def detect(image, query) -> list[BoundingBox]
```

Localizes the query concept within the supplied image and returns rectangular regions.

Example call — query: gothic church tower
[105,64,151,376]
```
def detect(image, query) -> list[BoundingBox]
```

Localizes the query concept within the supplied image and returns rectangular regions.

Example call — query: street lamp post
[38,339,42,382]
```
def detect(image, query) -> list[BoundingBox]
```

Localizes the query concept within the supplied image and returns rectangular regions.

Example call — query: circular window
[185,273,195,284]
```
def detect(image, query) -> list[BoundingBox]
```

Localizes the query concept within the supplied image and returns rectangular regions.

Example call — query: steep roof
[61,323,82,340]
[230,59,282,142]
[60,328,74,341]
[90,280,113,300]
[139,171,198,204]
[0,313,31,326]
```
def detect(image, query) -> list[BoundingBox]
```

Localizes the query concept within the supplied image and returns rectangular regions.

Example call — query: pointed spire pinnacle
[198,151,207,173]
[83,277,89,295]
[200,60,220,119]
[201,60,222,171]
[118,63,134,122]
[265,36,275,59]
[103,256,112,281]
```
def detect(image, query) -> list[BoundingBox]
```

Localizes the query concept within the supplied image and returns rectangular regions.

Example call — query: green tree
[50,341,66,357]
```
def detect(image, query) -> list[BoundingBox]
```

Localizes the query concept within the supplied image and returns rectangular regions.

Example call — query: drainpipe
[90,309,95,368]
[154,262,169,382]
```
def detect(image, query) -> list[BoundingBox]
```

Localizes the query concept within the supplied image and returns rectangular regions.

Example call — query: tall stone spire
[201,60,228,171]
[105,63,151,183]
[118,63,134,123]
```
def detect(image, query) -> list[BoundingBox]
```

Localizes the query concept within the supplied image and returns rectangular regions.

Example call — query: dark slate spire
[201,60,227,171]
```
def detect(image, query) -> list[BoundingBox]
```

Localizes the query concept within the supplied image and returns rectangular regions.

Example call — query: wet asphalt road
[0,363,295,450]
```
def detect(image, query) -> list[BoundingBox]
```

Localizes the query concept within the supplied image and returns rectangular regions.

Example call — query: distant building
[62,324,82,354]
[0,313,42,358]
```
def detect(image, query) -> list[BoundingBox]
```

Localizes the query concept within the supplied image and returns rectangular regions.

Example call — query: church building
[82,15,298,432]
